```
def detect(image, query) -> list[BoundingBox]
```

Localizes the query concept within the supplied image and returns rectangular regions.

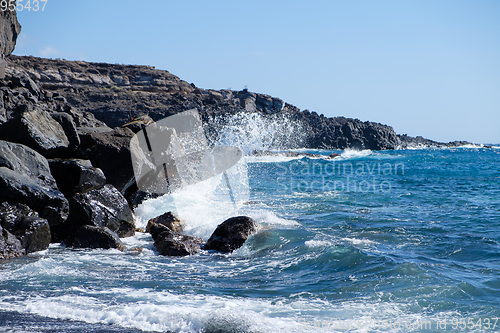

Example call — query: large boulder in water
[51,184,135,243]
[147,219,203,256]
[205,216,259,253]
[48,158,106,198]
[146,211,184,233]
[68,225,124,250]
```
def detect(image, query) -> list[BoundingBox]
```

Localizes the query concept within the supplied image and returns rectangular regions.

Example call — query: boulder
[79,127,135,192]
[48,158,106,198]
[147,219,203,256]
[0,167,69,226]
[0,225,25,260]
[68,225,124,250]
[0,107,69,156]
[0,201,38,231]
[11,216,51,254]
[51,112,80,149]
[51,184,135,243]
[0,140,58,189]
[146,211,184,233]
[154,235,202,256]
[205,216,259,253]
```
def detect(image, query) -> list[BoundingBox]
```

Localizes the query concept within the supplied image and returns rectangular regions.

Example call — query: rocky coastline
[0,11,483,260]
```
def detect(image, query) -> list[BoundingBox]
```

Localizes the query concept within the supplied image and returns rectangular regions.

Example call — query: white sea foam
[0,289,468,333]
[338,149,373,160]
[305,239,335,248]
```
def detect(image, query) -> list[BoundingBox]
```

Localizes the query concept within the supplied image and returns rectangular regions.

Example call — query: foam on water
[338,149,373,160]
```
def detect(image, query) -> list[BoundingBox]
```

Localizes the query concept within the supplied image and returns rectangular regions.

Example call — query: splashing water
[204,112,306,154]
[136,112,305,234]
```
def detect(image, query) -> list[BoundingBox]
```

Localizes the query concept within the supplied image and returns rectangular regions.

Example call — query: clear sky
[14,0,500,144]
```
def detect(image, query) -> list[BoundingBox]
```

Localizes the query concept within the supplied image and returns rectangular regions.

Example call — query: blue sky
[14,0,500,144]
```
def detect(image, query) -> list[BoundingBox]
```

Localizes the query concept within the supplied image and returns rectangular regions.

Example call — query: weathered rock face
[0,107,70,156]
[0,225,25,260]
[48,158,106,198]
[51,184,135,243]
[68,225,124,250]
[0,140,58,188]
[205,216,259,253]
[0,9,21,58]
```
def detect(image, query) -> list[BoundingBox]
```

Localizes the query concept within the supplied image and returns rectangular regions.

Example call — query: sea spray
[136,112,306,235]
[203,112,307,154]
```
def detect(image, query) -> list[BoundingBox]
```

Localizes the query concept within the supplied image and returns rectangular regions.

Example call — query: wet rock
[11,216,51,254]
[0,201,38,231]
[0,167,69,227]
[146,212,184,233]
[51,184,134,243]
[154,235,202,256]
[68,225,124,250]
[48,158,106,198]
[0,107,69,156]
[205,216,259,253]
[0,202,50,254]
[0,225,25,260]
[147,219,203,256]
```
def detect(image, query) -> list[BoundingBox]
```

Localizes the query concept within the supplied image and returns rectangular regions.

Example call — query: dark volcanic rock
[48,158,106,198]
[0,167,69,226]
[0,201,38,231]
[398,134,475,149]
[68,225,124,250]
[51,112,81,149]
[79,127,135,192]
[146,212,184,233]
[0,201,51,254]
[0,107,70,156]
[147,218,203,256]
[154,236,201,256]
[12,216,51,254]
[205,216,259,253]
[0,9,21,58]
[51,184,135,243]
[0,225,25,260]
[0,140,58,188]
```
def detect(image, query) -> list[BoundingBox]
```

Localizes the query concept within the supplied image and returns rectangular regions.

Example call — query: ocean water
[1,123,499,332]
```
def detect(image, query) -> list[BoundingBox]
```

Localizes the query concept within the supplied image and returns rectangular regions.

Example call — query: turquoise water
[1,147,499,332]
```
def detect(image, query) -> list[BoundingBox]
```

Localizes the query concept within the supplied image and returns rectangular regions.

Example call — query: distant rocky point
[6,55,480,151]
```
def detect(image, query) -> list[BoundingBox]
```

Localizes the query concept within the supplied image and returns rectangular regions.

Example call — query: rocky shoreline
[0,11,484,260]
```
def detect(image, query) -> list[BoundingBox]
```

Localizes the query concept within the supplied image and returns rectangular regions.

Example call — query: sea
[0,115,499,333]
